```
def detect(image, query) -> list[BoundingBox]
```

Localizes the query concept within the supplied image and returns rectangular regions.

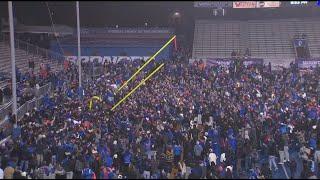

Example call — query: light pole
[76,1,82,96]
[172,11,181,24]
[8,1,17,125]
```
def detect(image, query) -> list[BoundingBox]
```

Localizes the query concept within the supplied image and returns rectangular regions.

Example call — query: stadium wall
[50,43,173,63]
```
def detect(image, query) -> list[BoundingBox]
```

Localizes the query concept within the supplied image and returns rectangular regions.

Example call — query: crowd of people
[0,54,319,179]
[0,59,55,106]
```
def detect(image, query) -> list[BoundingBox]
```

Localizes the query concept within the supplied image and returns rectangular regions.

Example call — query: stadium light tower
[171,11,181,26]
[8,1,17,125]
[173,12,180,17]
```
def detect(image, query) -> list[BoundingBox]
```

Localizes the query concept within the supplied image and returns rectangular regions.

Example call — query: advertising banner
[194,1,233,8]
[233,1,257,8]
[256,1,281,8]
[65,56,151,64]
[243,58,264,66]
[296,58,320,68]
[80,28,173,35]
[233,1,280,8]
[206,58,232,67]
[190,58,264,67]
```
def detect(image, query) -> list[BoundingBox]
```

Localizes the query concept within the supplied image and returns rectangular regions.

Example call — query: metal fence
[0,101,12,124]
[0,82,52,139]
[17,82,52,120]
[0,82,52,120]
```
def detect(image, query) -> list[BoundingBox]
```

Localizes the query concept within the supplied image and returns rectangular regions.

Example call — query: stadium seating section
[193,18,320,67]
[0,40,62,88]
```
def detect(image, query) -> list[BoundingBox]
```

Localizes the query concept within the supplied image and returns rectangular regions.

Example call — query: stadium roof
[1,24,74,35]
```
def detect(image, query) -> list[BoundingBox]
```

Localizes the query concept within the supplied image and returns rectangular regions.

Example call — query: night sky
[0,1,319,41]
[0,1,193,27]
[1,1,319,27]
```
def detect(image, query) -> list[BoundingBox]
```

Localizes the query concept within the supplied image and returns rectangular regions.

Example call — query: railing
[16,82,52,120]
[0,100,12,125]
[2,33,66,63]
[0,135,11,145]
[0,82,52,140]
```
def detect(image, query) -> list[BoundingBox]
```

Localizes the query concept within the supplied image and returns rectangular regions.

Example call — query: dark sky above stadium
[0,1,319,29]
[0,1,193,27]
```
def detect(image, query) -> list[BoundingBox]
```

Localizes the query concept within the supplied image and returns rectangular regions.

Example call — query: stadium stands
[0,3,319,179]
[52,28,175,60]
[193,20,243,59]
[0,37,64,110]
[193,18,320,67]
[0,40,62,75]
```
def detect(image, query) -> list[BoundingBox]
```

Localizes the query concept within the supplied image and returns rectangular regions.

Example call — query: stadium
[0,1,319,179]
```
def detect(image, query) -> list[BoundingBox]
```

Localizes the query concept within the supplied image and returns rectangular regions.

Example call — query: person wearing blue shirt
[173,144,182,163]
[309,137,317,150]
[207,128,215,139]
[115,79,122,86]
[12,125,21,140]
[249,168,258,179]
[227,127,234,138]
[228,136,237,153]
[123,150,132,165]
[66,88,73,98]
[280,123,288,135]
[105,155,113,167]
[167,129,174,143]
[240,107,246,117]
[307,108,317,120]
[81,167,94,179]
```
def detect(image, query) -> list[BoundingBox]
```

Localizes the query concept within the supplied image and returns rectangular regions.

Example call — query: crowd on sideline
[0,53,319,179]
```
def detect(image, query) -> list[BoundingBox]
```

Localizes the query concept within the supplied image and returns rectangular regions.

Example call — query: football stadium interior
[0,1,319,179]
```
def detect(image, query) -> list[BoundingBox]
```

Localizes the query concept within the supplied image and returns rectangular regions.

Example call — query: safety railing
[0,100,13,125]
[0,135,11,145]
[0,83,52,141]
[16,82,52,120]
